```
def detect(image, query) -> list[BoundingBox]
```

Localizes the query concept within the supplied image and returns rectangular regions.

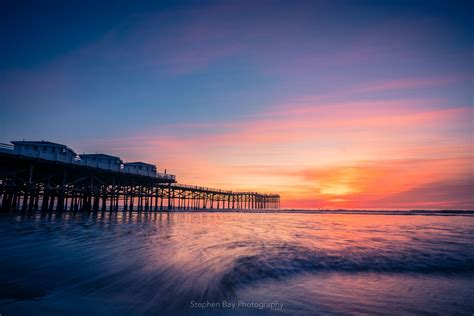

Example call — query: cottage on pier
[11,140,77,163]
[79,153,123,171]
[123,162,157,177]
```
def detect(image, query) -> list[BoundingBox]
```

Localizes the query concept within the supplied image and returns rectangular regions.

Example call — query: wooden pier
[0,144,280,212]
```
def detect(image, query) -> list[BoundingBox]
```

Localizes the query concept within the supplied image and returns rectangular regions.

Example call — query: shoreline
[2,209,473,216]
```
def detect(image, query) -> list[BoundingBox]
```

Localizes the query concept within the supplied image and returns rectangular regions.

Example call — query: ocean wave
[219,244,474,291]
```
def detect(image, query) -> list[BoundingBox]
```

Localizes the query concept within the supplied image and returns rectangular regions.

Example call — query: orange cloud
[87,96,473,209]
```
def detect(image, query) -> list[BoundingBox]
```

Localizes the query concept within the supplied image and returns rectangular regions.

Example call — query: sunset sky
[1,0,473,209]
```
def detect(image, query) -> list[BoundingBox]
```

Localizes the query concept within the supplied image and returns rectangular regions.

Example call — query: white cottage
[123,162,157,177]
[11,140,77,163]
[79,154,123,171]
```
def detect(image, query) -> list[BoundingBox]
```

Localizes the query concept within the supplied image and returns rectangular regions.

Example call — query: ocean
[0,210,473,315]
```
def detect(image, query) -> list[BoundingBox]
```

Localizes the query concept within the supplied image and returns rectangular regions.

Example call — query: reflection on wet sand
[1,210,473,315]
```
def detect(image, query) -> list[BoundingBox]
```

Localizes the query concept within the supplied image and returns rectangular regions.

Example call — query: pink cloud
[82,94,473,210]
[352,74,474,94]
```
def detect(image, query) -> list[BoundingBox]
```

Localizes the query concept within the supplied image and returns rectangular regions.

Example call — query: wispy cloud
[2,1,472,209]
[85,93,473,209]
[351,74,474,94]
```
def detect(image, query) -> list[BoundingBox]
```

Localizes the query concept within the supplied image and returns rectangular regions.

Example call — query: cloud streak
[1,1,472,209]
[87,92,473,209]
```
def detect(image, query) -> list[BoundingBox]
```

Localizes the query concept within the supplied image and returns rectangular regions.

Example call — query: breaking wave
[219,243,474,291]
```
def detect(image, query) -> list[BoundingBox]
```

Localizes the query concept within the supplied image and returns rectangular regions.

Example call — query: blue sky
[1,0,473,208]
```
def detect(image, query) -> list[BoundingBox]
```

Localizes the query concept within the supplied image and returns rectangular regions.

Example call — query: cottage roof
[125,162,156,168]
[80,153,122,161]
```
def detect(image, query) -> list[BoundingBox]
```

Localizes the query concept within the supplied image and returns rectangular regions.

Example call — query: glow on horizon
[92,90,473,209]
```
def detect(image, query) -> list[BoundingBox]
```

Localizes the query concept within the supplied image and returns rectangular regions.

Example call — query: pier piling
[0,151,280,212]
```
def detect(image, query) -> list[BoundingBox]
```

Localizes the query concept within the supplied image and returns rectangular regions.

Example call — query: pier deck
[0,148,280,212]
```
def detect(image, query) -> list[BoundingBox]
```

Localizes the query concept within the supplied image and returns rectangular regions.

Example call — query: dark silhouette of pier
[0,141,280,212]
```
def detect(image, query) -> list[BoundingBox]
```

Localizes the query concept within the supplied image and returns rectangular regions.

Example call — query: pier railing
[172,183,233,194]
[170,184,279,196]
[0,143,14,151]
[0,143,14,156]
